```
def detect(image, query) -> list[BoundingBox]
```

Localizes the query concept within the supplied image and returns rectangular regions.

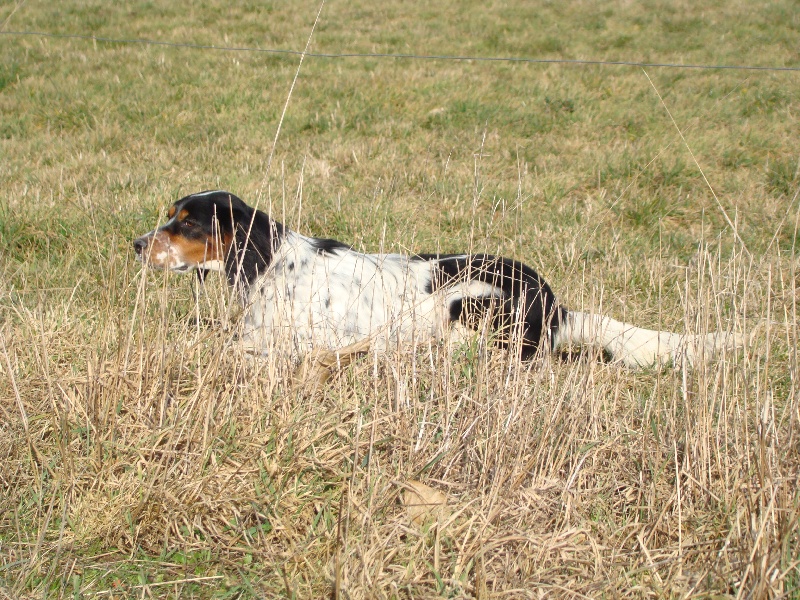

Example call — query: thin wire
[3,30,799,73]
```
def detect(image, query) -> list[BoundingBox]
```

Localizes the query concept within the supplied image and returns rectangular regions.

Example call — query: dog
[133,190,742,378]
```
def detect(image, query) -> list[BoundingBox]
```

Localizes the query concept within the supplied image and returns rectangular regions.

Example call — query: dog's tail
[551,310,745,368]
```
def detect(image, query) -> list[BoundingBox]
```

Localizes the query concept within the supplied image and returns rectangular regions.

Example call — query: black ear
[218,196,254,228]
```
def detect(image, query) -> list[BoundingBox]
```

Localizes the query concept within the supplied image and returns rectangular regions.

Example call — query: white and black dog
[134,190,741,369]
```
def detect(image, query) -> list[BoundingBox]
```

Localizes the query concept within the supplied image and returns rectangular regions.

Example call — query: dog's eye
[183,220,195,228]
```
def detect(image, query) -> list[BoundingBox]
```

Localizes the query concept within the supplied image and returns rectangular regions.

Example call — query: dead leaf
[401,480,448,526]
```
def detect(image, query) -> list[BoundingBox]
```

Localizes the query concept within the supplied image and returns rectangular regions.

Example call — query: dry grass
[2,244,798,597]
[2,0,800,597]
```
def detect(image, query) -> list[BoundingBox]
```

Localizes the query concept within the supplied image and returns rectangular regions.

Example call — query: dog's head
[133,190,250,273]
[134,190,284,289]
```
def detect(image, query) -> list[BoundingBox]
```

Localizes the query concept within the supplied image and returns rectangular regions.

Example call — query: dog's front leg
[291,338,373,396]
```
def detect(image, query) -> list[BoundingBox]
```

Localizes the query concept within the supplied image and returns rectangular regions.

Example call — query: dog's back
[240,231,562,357]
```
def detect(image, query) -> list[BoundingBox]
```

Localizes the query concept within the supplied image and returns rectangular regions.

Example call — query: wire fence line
[3,30,800,73]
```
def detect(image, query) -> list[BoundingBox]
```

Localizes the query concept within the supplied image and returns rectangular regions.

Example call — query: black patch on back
[414,253,462,294]
[311,237,351,256]
[431,253,565,357]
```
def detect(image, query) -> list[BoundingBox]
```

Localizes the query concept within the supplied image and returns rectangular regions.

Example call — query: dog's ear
[219,195,254,227]
[206,197,243,231]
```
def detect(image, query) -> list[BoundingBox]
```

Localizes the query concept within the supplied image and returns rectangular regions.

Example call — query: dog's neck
[225,210,285,293]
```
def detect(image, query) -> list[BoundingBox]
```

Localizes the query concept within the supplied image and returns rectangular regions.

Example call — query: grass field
[2,0,799,597]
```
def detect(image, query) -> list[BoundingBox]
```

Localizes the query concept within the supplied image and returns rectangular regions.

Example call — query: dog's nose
[133,238,148,255]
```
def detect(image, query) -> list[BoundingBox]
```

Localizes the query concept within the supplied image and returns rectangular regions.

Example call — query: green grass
[2,0,800,597]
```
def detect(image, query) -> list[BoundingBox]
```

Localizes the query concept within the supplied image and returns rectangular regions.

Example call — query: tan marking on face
[139,223,232,271]
[174,228,232,265]
[168,205,177,218]
[177,209,190,221]
[218,232,232,256]
[172,235,223,265]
